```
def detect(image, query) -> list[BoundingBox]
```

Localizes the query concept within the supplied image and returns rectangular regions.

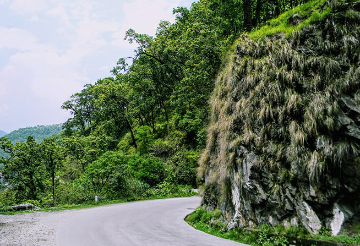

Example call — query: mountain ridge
[0,130,7,138]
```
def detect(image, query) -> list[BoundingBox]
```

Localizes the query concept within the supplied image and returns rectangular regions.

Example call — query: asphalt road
[56,196,248,246]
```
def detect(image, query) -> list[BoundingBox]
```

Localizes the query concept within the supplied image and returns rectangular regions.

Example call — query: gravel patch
[0,210,78,246]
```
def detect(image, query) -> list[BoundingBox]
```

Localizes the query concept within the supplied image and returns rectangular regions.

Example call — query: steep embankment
[199,0,360,236]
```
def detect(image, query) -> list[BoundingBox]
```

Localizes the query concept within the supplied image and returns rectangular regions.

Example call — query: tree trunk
[272,0,281,16]
[243,0,253,31]
[126,118,137,149]
[253,0,262,27]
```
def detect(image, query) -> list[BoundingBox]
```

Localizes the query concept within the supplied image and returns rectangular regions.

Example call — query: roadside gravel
[0,209,78,246]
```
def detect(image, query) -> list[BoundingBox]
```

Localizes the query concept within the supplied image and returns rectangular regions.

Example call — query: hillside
[200,0,360,236]
[0,130,7,138]
[0,124,63,160]
[4,124,62,143]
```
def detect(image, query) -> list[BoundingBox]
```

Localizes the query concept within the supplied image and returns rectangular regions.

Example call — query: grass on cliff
[249,0,331,40]
[185,207,360,246]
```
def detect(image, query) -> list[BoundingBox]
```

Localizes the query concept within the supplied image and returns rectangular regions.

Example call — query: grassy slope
[249,0,331,39]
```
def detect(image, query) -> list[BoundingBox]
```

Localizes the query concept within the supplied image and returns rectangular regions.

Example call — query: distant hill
[0,124,63,160]
[0,130,7,138]
[4,124,63,143]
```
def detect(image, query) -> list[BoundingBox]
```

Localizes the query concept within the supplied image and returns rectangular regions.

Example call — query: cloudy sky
[0,0,195,133]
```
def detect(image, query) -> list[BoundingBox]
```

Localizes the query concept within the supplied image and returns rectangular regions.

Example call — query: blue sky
[0,0,195,133]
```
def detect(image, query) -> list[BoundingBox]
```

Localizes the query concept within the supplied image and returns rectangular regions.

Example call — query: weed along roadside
[185,207,360,246]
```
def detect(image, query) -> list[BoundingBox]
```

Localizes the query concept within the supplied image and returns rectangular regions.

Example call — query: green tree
[79,151,132,198]
[40,138,65,200]
[1,136,45,201]
[62,84,96,136]
[128,155,165,187]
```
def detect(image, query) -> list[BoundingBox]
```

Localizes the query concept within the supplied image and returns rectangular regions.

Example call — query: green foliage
[0,137,46,202]
[135,126,154,155]
[257,225,289,246]
[144,181,195,198]
[127,155,165,187]
[165,149,198,186]
[77,151,134,198]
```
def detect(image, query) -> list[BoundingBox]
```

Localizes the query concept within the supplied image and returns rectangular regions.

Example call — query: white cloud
[8,0,49,15]
[122,0,181,34]
[45,3,72,29]
[111,0,181,48]
[0,50,86,132]
[0,27,57,52]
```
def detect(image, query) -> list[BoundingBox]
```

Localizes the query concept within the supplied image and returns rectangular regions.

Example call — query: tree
[40,138,64,200]
[62,84,96,136]
[1,136,45,201]
[79,151,131,197]
[93,78,138,148]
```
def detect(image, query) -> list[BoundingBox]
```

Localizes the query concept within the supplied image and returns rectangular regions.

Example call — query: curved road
[56,196,248,246]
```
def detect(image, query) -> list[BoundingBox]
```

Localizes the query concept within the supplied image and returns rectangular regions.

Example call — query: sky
[0,0,196,133]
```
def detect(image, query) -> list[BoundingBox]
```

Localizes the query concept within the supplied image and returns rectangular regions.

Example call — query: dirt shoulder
[0,210,77,246]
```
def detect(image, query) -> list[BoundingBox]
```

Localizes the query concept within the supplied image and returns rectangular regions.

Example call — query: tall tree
[1,136,45,201]
[41,138,64,200]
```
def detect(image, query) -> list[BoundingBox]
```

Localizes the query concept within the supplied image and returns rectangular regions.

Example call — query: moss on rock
[200,0,360,236]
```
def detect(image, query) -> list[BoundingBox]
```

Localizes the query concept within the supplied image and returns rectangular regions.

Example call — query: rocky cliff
[199,0,360,236]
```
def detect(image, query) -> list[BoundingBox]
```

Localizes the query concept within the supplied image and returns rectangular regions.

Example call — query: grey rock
[8,203,41,211]
[296,201,322,234]
[330,203,345,236]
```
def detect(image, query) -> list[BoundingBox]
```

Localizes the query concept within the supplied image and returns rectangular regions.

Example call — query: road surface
[56,196,248,246]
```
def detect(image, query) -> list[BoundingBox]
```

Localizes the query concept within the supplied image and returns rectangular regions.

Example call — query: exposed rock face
[199,1,360,235]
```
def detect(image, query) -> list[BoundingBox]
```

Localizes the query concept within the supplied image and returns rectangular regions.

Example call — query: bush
[127,155,165,187]
[166,149,198,186]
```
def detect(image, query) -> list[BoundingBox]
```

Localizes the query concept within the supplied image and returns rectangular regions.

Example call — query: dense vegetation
[1,0,304,209]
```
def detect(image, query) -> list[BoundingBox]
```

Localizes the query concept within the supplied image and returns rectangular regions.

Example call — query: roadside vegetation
[186,208,360,246]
